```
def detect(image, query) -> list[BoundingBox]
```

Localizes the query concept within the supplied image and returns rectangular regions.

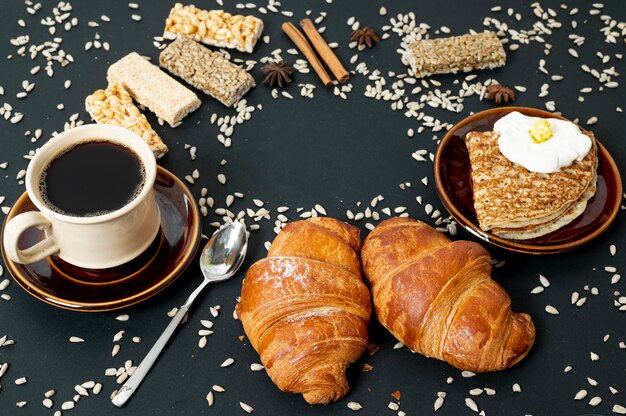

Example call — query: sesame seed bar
[163,3,263,53]
[404,31,506,78]
[85,83,168,158]
[159,38,255,107]
[107,52,201,127]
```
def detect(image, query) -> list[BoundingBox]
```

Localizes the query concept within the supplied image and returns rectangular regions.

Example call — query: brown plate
[434,107,622,254]
[0,166,202,311]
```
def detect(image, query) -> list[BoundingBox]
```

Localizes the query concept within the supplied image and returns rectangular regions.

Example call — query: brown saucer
[0,166,201,311]
[434,107,622,255]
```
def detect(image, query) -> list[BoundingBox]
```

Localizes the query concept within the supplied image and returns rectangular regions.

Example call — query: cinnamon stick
[281,22,333,87]
[299,18,350,83]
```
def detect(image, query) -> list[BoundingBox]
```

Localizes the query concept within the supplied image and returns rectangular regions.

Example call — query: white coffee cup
[2,124,161,269]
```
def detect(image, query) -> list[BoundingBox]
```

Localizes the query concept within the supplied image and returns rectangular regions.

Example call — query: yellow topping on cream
[529,119,553,143]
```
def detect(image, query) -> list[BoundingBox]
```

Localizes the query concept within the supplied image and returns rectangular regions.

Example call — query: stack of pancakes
[465,130,598,240]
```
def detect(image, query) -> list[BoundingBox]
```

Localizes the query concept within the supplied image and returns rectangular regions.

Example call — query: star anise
[485,84,516,104]
[350,26,381,48]
[261,61,295,88]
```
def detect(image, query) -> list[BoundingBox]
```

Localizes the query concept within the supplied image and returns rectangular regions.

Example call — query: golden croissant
[238,217,371,404]
[361,217,535,372]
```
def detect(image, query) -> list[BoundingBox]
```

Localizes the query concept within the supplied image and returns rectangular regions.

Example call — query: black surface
[0,1,624,415]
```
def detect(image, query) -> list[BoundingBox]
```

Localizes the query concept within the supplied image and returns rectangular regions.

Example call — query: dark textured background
[0,0,624,415]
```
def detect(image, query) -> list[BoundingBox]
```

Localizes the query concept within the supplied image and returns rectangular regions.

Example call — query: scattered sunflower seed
[545,305,559,315]
[613,404,626,414]
[589,396,602,406]
[113,330,125,342]
[530,286,544,294]
[220,358,235,367]
[465,397,479,412]
[61,401,75,410]
[434,396,445,411]
[347,401,363,410]
[240,402,254,413]
[75,384,88,396]
[574,389,588,400]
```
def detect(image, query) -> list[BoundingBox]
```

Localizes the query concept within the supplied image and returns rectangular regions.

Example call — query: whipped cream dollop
[494,111,592,174]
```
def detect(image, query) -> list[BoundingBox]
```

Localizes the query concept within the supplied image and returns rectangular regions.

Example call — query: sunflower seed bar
[159,38,255,107]
[404,31,506,78]
[107,52,201,127]
[85,83,168,158]
[163,3,263,53]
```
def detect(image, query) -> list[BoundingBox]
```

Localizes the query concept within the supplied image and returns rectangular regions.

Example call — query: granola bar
[107,52,201,127]
[163,3,263,53]
[159,38,255,107]
[404,31,506,78]
[85,83,168,158]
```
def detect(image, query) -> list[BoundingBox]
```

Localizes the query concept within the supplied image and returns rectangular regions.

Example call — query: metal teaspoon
[112,221,249,407]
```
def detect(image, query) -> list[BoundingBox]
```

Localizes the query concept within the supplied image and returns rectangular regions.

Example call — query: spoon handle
[111,279,210,407]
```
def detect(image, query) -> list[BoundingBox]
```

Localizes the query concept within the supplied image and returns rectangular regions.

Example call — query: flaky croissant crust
[238,217,371,404]
[361,217,535,372]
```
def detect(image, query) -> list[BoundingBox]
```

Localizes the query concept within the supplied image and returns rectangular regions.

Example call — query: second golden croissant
[361,217,535,372]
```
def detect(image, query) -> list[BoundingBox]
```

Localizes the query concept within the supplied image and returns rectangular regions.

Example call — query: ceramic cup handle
[3,211,59,264]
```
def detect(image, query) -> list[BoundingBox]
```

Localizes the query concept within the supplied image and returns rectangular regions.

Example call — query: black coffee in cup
[40,139,145,217]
